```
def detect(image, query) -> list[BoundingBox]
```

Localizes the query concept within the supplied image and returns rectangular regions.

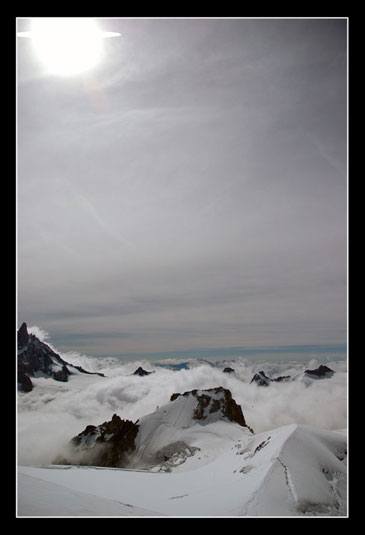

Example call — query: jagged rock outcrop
[57,414,139,468]
[272,375,291,383]
[52,365,71,382]
[59,387,248,469]
[250,364,335,387]
[250,370,271,386]
[250,371,292,386]
[170,386,247,427]
[18,371,33,393]
[17,322,104,392]
[18,321,30,347]
[17,322,72,390]
[223,367,235,373]
[71,364,105,377]
[304,365,334,379]
[133,366,154,376]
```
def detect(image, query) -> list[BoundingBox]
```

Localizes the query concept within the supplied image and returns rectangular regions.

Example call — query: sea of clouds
[17,330,347,466]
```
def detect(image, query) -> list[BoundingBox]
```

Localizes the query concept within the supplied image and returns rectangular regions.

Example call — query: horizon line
[75,343,347,360]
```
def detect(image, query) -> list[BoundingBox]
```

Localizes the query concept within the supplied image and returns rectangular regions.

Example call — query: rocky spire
[18,322,29,347]
[17,322,105,393]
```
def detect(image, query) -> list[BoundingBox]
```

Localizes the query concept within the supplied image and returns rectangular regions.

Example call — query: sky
[17,18,348,356]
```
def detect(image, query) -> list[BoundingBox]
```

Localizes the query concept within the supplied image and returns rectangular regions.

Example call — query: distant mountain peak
[304,364,334,379]
[133,366,154,376]
[250,365,335,387]
[18,322,29,346]
[250,370,271,386]
[17,323,105,392]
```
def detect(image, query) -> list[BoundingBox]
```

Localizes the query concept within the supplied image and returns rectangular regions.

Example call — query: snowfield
[18,423,347,517]
[17,355,347,517]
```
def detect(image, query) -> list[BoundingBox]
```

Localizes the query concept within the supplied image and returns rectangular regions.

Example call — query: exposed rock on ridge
[304,364,334,379]
[170,386,247,427]
[250,365,335,386]
[250,370,271,386]
[57,387,248,469]
[132,366,154,376]
[60,414,139,468]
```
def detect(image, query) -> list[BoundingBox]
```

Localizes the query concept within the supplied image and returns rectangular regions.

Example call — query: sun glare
[30,18,103,76]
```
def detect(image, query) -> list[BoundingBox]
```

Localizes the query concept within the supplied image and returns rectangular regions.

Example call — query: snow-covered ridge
[132,387,248,469]
[56,386,249,470]
[18,423,347,516]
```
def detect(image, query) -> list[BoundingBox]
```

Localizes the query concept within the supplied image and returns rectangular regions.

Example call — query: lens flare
[31,19,103,76]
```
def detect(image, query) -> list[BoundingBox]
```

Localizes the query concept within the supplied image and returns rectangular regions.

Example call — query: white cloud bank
[17,350,347,466]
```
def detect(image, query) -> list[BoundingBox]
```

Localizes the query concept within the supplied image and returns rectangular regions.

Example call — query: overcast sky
[17,18,347,356]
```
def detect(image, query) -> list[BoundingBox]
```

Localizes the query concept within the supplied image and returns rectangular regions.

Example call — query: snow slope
[18,473,162,516]
[17,357,347,517]
[18,423,347,516]
[131,388,248,469]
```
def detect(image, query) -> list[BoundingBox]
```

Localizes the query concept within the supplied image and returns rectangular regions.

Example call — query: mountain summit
[17,322,104,392]
[56,386,249,470]
[169,387,246,427]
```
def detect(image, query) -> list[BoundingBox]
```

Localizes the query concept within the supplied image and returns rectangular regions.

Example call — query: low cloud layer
[17,350,347,466]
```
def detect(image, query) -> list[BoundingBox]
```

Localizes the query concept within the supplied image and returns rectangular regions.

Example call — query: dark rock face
[250,364,334,386]
[133,366,153,376]
[57,387,248,469]
[60,414,139,468]
[71,364,105,377]
[17,322,72,387]
[18,372,33,392]
[250,371,271,387]
[17,322,105,392]
[272,375,291,383]
[18,321,30,347]
[53,365,71,382]
[304,365,334,379]
[170,387,247,427]
[223,367,235,373]
[250,371,292,386]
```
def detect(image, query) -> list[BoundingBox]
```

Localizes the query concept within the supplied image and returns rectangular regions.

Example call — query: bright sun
[27,19,107,76]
